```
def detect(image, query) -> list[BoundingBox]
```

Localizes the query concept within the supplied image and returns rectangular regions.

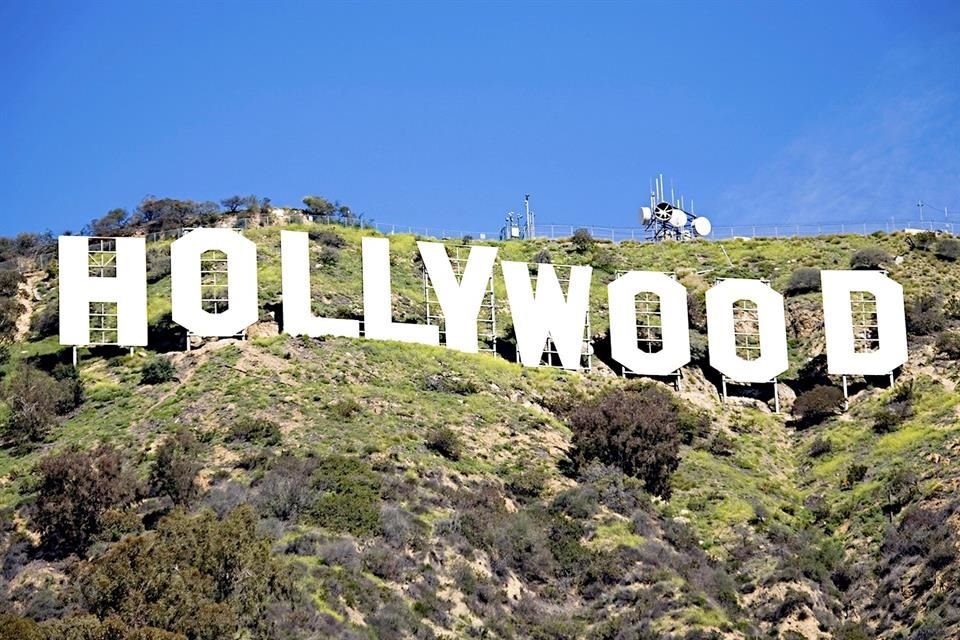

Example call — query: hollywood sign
[58,229,909,382]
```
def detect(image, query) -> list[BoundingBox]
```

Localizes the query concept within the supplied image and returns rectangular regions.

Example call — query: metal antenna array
[423,246,497,353]
[500,194,536,241]
[639,174,713,242]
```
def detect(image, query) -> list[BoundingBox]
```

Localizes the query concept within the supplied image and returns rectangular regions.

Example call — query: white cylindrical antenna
[670,179,675,206]
[658,173,663,202]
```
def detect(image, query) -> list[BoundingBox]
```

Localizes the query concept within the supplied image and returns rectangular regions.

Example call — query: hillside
[1,223,960,639]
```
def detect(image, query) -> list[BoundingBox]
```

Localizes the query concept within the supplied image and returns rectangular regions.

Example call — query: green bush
[308,229,345,248]
[308,456,382,537]
[567,384,684,498]
[935,330,960,359]
[228,416,282,446]
[141,356,176,384]
[844,463,868,488]
[149,429,203,506]
[849,247,892,270]
[793,385,844,424]
[808,436,833,458]
[425,426,463,461]
[78,506,284,639]
[533,249,552,264]
[571,228,593,254]
[933,237,960,261]
[34,445,136,556]
[0,297,23,345]
[2,364,62,447]
[784,267,821,296]
[906,294,946,336]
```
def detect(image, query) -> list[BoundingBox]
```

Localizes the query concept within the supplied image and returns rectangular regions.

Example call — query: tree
[87,208,129,236]
[793,385,844,425]
[2,364,61,446]
[150,428,203,506]
[221,196,249,213]
[567,385,684,498]
[33,445,136,556]
[302,195,335,218]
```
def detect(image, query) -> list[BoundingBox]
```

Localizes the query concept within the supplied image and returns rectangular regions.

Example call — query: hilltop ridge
[0,223,959,639]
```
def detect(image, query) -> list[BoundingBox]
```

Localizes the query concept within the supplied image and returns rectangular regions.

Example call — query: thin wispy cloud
[717,43,960,227]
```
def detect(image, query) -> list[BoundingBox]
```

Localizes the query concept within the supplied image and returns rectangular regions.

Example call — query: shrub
[422,373,477,394]
[328,397,361,419]
[567,384,684,498]
[933,237,960,261]
[145,246,171,283]
[51,363,84,413]
[571,228,593,254]
[849,247,892,270]
[228,416,281,446]
[149,429,203,506]
[255,455,315,521]
[808,436,833,458]
[425,427,463,461]
[906,294,946,336]
[0,269,23,298]
[77,506,284,639]
[784,267,821,296]
[844,463,868,488]
[308,229,345,248]
[33,445,136,556]
[792,385,844,424]
[29,305,58,339]
[0,297,22,345]
[907,231,938,251]
[935,330,960,359]
[0,614,43,640]
[318,245,339,266]
[533,249,552,264]
[2,364,61,446]
[140,356,176,384]
[504,468,547,501]
[591,248,618,273]
[308,456,382,536]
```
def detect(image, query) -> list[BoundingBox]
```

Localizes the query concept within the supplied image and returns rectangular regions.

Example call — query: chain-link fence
[9,216,960,274]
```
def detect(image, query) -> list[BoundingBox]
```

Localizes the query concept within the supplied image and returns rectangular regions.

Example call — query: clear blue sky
[1,0,959,236]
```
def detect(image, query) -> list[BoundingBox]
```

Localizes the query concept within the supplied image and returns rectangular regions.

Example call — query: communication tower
[500,194,535,241]
[639,175,712,242]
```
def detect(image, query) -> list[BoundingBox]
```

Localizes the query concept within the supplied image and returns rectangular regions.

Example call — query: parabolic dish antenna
[640,206,652,223]
[669,208,687,228]
[653,202,673,222]
[692,216,712,236]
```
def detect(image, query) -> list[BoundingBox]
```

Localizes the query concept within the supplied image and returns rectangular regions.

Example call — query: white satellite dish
[693,216,712,236]
[670,208,687,228]
[640,206,652,223]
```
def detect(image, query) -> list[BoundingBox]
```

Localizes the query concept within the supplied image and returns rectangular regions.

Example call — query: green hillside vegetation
[0,213,959,639]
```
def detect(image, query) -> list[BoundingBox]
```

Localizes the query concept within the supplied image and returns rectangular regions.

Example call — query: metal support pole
[773,379,780,414]
[721,377,728,404]
[842,375,849,410]
[72,346,78,366]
